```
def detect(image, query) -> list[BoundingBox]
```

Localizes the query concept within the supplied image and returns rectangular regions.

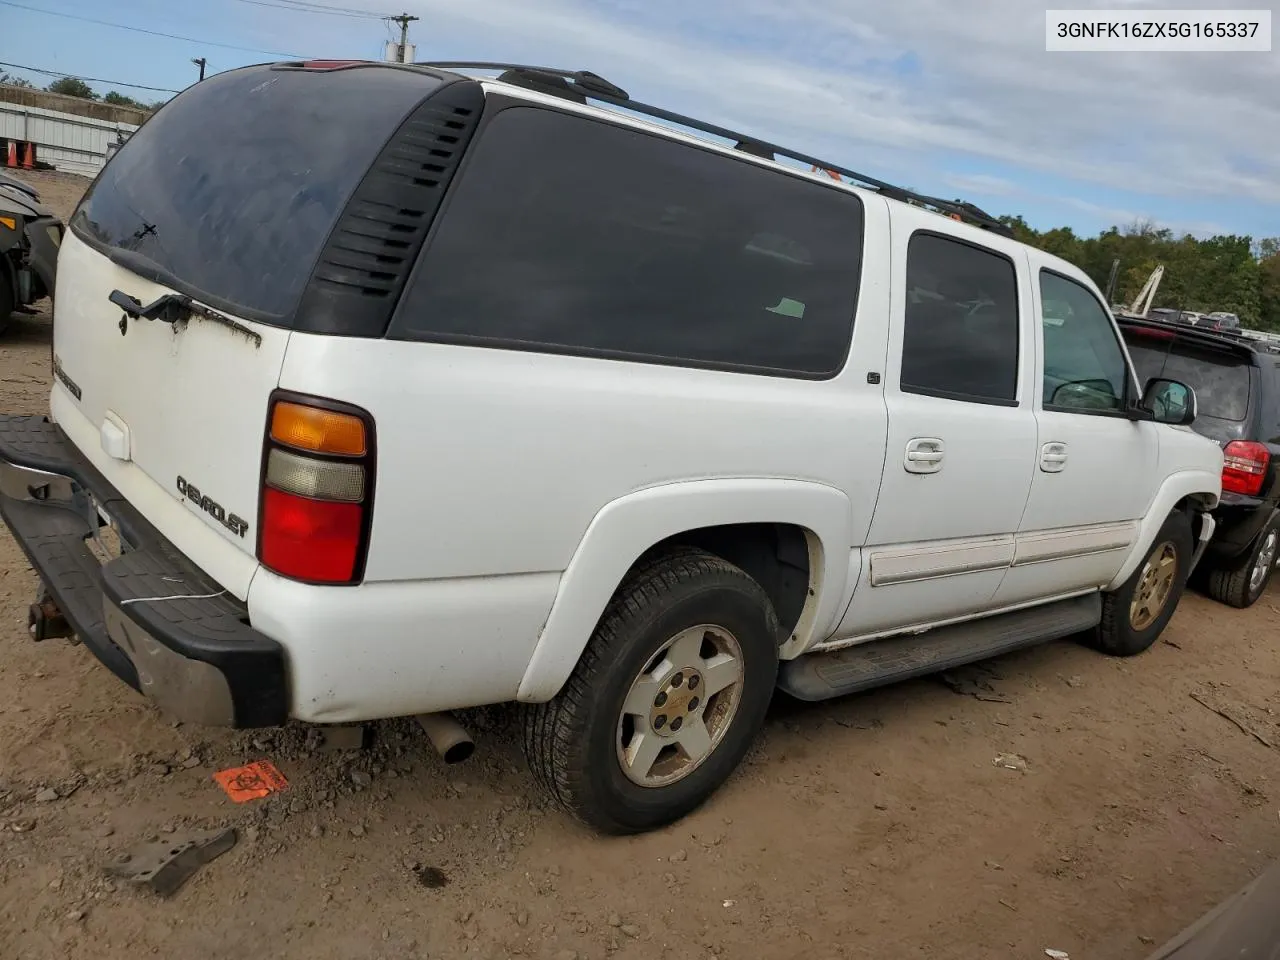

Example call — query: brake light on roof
[258,394,375,584]
[1222,440,1270,497]
[297,60,367,70]
[1128,326,1177,340]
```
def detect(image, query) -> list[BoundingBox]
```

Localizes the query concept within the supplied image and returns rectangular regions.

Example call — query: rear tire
[0,271,13,336]
[522,548,780,834]
[1094,511,1193,657]
[1206,514,1280,609]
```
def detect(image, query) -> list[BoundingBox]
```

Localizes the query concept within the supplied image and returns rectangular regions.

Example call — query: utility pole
[191,57,207,82]
[387,12,419,62]
[1104,258,1120,303]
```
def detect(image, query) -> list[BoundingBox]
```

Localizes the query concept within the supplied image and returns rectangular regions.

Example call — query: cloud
[942,173,1022,197]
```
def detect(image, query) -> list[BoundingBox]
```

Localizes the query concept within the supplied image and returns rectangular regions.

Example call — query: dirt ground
[3,170,1280,960]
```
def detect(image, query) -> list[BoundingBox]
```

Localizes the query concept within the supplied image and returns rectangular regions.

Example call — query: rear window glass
[1125,337,1252,421]
[390,106,864,377]
[71,65,439,321]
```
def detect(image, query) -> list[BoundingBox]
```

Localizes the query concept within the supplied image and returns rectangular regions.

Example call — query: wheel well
[641,523,814,643]
[1173,494,1214,545]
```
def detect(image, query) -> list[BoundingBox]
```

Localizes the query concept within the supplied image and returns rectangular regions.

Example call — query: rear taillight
[258,393,375,584]
[1222,440,1270,496]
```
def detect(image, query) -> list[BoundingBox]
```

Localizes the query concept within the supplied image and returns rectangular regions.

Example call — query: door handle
[1040,441,1068,473]
[905,438,945,474]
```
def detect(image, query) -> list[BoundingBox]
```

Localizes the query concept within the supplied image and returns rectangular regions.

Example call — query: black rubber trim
[292,78,486,337]
[0,415,289,727]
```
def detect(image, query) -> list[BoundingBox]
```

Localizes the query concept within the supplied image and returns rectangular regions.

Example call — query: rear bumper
[1206,494,1276,562]
[0,415,288,727]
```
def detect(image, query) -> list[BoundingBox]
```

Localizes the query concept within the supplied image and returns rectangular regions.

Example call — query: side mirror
[1142,377,1197,426]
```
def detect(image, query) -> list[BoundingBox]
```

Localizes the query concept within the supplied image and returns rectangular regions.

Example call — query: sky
[0,0,1277,240]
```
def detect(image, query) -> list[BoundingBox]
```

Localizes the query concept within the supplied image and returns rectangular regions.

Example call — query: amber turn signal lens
[271,401,366,456]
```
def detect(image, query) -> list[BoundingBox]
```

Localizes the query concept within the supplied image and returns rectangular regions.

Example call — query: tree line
[997,214,1280,332]
[0,73,164,112]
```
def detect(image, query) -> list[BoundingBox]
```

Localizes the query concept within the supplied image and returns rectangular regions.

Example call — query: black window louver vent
[292,79,486,337]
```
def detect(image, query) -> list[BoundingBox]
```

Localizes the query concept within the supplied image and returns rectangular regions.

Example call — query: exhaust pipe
[416,712,475,764]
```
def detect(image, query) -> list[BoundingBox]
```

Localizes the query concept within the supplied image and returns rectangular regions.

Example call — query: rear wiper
[109,289,191,324]
[108,288,264,348]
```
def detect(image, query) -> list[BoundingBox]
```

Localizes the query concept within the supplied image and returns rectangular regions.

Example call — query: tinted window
[71,66,439,321]
[1125,336,1252,430]
[390,107,864,377]
[899,234,1019,404]
[1041,271,1129,412]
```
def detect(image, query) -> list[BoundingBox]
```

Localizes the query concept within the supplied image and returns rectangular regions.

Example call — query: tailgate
[46,61,451,597]
[52,231,288,590]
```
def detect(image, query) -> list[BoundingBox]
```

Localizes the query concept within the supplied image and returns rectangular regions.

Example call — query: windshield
[70,65,438,323]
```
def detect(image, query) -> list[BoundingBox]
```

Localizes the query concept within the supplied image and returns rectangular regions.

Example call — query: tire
[522,548,780,834]
[1206,513,1280,609]
[0,271,13,337]
[1094,510,1193,657]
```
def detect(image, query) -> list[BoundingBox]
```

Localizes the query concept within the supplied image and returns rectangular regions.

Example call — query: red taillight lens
[1222,440,1270,496]
[298,60,367,70]
[1128,327,1177,340]
[258,393,375,584]
[261,488,363,582]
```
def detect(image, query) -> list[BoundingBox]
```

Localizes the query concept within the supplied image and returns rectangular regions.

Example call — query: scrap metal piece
[28,588,72,643]
[104,827,237,897]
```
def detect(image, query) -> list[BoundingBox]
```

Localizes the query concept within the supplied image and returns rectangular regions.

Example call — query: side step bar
[777,594,1101,702]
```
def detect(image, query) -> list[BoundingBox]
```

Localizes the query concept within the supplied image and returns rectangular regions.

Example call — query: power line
[250,0,390,15]
[0,0,300,58]
[229,0,389,20]
[0,60,180,94]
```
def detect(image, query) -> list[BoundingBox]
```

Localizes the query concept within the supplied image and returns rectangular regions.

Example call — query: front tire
[1094,510,1193,657]
[1206,513,1280,609]
[522,548,780,834]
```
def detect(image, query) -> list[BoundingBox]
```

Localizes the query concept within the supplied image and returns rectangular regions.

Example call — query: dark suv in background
[1119,316,1280,607]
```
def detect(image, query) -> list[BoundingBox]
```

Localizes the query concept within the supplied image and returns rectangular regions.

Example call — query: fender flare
[515,478,854,703]
[1105,469,1221,591]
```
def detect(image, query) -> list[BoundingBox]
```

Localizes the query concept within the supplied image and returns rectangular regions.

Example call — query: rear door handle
[1040,441,1068,473]
[905,438,945,474]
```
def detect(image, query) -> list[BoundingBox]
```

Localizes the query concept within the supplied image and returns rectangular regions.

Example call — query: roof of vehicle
[447,63,1014,234]
[268,59,1108,296]
[279,60,1016,236]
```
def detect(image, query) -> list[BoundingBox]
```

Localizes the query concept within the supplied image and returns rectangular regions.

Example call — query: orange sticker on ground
[213,759,288,803]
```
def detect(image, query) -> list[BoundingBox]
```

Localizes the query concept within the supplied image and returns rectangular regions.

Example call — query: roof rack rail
[420,61,1014,238]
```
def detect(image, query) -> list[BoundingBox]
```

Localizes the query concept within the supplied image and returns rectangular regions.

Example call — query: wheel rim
[1251,530,1279,594]
[616,624,746,788]
[1129,540,1178,631]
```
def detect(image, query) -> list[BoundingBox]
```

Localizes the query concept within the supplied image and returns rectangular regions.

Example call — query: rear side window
[899,233,1019,404]
[390,107,864,377]
[1125,336,1253,422]
[71,65,441,321]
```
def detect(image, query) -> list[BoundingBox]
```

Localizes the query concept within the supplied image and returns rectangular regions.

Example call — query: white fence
[0,101,138,177]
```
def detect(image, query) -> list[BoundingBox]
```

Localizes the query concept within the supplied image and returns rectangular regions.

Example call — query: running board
[777,594,1101,702]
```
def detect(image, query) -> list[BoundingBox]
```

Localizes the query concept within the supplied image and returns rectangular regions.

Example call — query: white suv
[0,61,1223,833]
